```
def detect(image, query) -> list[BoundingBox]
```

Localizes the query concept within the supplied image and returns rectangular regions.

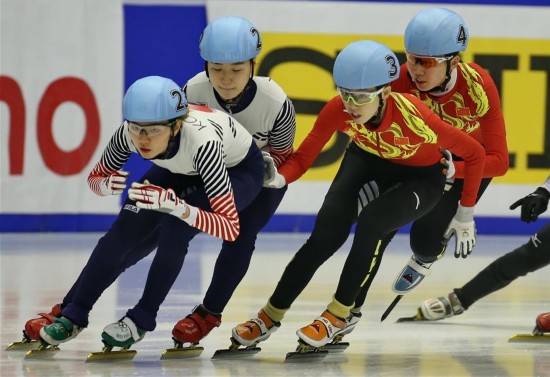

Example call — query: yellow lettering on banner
[256,33,550,184]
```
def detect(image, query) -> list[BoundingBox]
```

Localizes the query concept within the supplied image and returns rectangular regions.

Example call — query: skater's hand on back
[128,181,190,219]
[444,204,476,258]
[509,187,550,223]
[99,170,129,196]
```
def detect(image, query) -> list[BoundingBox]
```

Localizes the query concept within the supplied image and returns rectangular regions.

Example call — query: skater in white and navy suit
[167,15,296,347]
[23,76,264,350]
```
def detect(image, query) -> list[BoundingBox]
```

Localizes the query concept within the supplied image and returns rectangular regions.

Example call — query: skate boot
[323,310,362,352]
[39,316,83,345]
[212,309,280,359]
[6,304,61,351]
[87,317,145,362]
[162,305,221,359]
[26,316,82,358]
[420,291,464,320]
[392,255,432,294]
[286,310,348,361]
[534,312,550,334]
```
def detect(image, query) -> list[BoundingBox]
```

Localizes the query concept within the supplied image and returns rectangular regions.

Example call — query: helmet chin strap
[417,61,456,95]
[226,60,255,105]
[151,127,178,160]
[428,61,453,93]
[368,94,386,126]
[206,59,255,111]
[223,78,253,110]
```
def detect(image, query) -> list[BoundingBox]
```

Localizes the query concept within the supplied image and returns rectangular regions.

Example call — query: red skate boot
[6,304,62,350]
[534,312,550,334]
[509,311,550,342]
[161,305,221,359]
[24,304,63,341]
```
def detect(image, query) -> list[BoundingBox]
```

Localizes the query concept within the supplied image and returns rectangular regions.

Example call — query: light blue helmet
[199,16,262,63]
[333,40,399,89]
[405,8,469,56]
[122,76,188,122]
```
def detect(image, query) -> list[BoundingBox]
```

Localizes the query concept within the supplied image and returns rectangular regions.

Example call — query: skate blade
[396,308,427,323]
[161,346,204,360]
[285,348,329,362]
[285,340,329,362]
[25,346,60,359]
[86,349,137,362]
[508,333,550,343]
[5,340,38,351]
[212,346,261,359]
[323,341,349,353]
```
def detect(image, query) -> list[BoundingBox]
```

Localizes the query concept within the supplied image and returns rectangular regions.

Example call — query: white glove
[99,170,129,195]
[262,152,286,189]
[444,204,476,258]
[128,181,188,218]
[441,149,455,179]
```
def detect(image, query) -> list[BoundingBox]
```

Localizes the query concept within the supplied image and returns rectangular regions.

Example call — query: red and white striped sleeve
[87,124,132,196]
[184,139,241,241]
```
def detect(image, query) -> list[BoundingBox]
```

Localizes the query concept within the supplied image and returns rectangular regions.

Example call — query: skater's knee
[496,240,550,277]
[302,235,344,259]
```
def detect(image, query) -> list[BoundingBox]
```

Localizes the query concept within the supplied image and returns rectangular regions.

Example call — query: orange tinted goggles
[405,52,453,68]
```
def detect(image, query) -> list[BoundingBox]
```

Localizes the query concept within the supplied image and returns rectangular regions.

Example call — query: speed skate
[86,341,137,362]
[211,336,261,359]
[508,333,550,343]
[6,332,40,351]
[24,340,60,359]
[161,338,204,359]
[285,339,329,361]
[509,325,550,343]
[396,308,429,322]
[509,312,550,343]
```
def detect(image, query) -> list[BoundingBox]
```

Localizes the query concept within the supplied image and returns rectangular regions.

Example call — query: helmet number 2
[171,89,186,112]
[251,27,262,53]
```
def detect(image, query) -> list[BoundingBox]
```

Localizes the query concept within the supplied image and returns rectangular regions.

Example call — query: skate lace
[117,319,130,330]
[118,320,127,327]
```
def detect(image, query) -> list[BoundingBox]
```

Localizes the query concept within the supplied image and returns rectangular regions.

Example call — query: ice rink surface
[1,232,549,377]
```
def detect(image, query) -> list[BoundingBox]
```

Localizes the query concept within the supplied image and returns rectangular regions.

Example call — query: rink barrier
[0,214,542,236]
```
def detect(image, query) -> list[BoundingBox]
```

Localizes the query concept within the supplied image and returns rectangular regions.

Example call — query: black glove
[509,187,550,223]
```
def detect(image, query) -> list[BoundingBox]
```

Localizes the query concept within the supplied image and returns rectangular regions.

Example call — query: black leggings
[269,143,445,309]
[353,176,492,309]
[456,222,550,309]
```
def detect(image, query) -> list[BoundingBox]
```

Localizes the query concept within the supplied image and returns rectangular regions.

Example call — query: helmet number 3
[385,55,399,79]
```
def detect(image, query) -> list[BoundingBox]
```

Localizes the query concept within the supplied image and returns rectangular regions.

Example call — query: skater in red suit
[347,7,509,325]
[228,40,484,353]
